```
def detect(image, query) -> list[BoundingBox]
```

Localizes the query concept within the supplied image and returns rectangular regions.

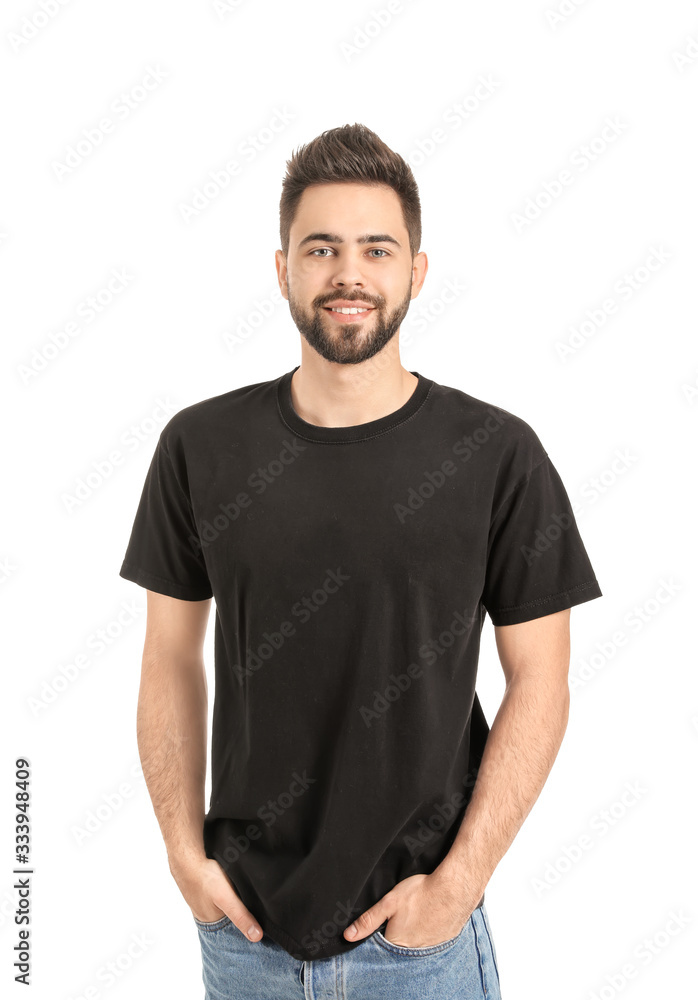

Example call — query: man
[119,123,602,999]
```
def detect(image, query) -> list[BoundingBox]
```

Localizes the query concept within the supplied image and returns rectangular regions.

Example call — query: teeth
[330,307,370,314]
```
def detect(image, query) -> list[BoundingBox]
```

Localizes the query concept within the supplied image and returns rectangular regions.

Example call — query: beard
[287,278,413,365]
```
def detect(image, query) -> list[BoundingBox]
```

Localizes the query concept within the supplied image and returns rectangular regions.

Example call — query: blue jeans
[194,903,502,999]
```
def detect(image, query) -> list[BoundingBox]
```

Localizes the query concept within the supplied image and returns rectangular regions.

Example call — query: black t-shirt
[119,366,602,961]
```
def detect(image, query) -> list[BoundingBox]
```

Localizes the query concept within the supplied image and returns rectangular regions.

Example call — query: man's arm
[433,606,571,901]
[137,591,211,866]
[137,590,263,940]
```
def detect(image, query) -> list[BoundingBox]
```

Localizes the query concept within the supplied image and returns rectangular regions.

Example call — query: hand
[169,854,263,943]
[344,872,477,949]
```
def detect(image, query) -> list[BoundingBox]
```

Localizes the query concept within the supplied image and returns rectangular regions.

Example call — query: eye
[309,247,390,258]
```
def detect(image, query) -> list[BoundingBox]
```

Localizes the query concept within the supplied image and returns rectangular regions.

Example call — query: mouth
[323,306,375,323]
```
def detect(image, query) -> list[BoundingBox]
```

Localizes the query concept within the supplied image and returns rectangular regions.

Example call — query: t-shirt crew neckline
[277,365,434,444]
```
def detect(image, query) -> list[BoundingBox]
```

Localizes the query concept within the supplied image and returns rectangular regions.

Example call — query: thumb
[344,900,392,943]
[223,889,263,942]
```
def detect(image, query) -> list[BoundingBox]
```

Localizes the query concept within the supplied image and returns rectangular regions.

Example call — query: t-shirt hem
[258,914,367,961]
[486,579,602,626]
[256,893,487,961]
[119,561,213,602]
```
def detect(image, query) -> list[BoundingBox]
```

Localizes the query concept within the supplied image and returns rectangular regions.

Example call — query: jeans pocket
[373,919,468,957]
[193,912,233,931]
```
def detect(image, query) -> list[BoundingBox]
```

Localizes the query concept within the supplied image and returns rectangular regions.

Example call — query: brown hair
[279,123,421,259]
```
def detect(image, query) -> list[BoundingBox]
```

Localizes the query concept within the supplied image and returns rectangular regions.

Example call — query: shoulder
[427,377,549,480]
[157,375,279,454]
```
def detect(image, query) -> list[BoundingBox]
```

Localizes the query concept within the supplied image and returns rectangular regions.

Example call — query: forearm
[434,674,570,900]
[136,654,208,872]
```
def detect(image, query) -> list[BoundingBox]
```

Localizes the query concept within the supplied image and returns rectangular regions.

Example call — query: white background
[2,1,697,997]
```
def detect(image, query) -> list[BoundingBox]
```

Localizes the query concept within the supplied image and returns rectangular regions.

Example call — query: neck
[290,344,418,428]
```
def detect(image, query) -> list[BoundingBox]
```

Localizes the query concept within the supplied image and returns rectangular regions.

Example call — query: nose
[330,252,369,288]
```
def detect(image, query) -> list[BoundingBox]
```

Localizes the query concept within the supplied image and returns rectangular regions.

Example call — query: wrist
[430,856,488,914]
[167,846,208,880]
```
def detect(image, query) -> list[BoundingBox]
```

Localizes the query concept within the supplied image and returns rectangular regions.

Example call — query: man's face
[276,182,425,365]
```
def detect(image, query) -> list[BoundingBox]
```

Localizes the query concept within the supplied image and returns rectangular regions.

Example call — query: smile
[323,306,374,322]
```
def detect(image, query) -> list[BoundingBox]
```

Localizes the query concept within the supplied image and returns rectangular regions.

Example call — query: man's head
[275,123,427,366]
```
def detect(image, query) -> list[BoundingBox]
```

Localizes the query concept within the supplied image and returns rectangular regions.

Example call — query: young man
[119,123,602,999]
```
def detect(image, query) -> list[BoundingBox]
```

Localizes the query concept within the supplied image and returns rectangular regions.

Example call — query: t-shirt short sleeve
[119,434,213,602]
[481,454,602,626]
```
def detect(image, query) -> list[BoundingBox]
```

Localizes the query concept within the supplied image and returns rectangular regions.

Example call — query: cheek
[292,258,322,280]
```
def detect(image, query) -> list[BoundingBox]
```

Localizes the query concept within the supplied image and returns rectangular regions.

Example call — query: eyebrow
[297,232,401,249]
